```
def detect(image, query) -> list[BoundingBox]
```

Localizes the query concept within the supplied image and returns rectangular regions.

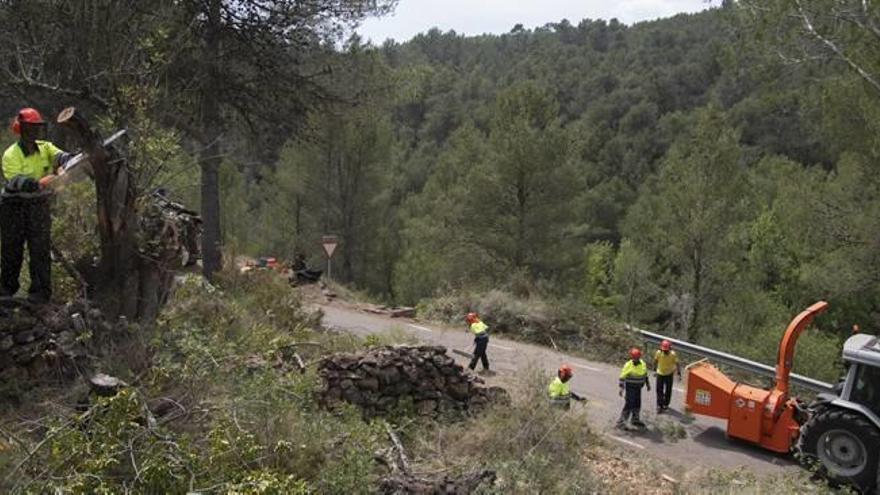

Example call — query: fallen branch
[385,424,410,474]
[293,352,306,373]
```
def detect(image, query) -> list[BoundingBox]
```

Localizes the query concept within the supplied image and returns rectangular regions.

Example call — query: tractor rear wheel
[797,407,880,493]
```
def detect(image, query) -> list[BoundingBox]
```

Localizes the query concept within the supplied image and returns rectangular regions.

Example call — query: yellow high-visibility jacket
[470,321,488,337]
[548,376,571,399]
[2,141,64,180]
[619,359,648,387]
[654,350,679,376]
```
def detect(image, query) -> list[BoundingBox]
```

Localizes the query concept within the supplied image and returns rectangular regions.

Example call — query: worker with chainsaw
[653,339,681,413]
[617,347,650,429]
[548,364,586,409]
[465,312,491,374]
[1,108,71,303]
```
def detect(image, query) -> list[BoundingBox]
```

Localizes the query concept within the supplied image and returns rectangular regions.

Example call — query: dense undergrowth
[0,271,849,494]
[0,271,609,494]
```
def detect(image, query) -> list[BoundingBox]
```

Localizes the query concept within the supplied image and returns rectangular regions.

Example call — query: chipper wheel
[797,407,880,493]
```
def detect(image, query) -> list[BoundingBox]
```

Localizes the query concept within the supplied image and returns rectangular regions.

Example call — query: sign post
[321,235,338,280]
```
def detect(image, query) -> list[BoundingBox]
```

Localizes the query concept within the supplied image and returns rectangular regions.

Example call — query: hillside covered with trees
[2,1,879,492]
[227,3,880,374]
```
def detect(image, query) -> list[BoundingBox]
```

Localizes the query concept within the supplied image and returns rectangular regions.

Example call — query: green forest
[2,1,880,493]
[223,3,880,374]
[1,1,877,374]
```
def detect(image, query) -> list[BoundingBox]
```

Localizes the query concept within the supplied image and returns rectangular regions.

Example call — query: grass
[0,269,858,494]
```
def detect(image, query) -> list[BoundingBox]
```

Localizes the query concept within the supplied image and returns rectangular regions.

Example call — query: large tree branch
[794,0,880,95]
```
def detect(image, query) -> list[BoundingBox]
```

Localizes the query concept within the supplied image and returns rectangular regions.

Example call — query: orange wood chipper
[674,301,880,492]
[685,301,830,453]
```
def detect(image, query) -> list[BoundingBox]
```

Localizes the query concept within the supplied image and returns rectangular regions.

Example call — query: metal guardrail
[634,327,835,394]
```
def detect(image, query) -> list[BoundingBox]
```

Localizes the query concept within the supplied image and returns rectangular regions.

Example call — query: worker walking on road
[548,364,586,410]
[1,108,70,304]
[617,347,650,429]
[465,312,491,374]
[653,340,682,413]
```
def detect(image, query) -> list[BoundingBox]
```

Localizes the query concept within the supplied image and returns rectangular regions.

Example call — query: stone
[377,396,397,410]
[13,330,39,344]
[340,379,354,390]
[342,387,363,404]
[401,365,420,382]
[7,316,37,333]
[357,377,379,391]
[0,334,13,351]
[448,383,470,401]
[393,381,412,395]
[377,366,399,385]
[55,331,76,348]
[439,366,457,376]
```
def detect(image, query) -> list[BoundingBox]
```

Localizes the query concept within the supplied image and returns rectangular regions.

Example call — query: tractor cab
[838,334,880,418]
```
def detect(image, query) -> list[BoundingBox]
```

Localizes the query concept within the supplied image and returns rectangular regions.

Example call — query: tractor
[684,302,880,492]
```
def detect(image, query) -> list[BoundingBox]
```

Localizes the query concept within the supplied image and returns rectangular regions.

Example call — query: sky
[356,0,717,44]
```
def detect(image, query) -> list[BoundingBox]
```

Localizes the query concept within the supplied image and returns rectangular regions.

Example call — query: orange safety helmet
[11,108,45,135]
[660,340,672,351]
[629,347,642,360]
[465,312,479,324]
[558,364,574,380]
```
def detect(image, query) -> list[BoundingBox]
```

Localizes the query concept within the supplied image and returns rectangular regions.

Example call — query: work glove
[21,177,39,193]
[39,175,56,189]
[56,152,74,170]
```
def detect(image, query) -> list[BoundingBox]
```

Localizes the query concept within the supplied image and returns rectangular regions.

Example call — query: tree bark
[200,0,223,280]
[57,107,190,323]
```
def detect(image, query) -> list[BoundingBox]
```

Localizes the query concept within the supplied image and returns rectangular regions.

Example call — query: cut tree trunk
[56,107,183,323]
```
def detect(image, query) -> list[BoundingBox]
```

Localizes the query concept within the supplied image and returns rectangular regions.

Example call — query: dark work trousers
[469,335,489,371]
[618,383,644,425]
[0,198,52,302]
[656,374,674,409]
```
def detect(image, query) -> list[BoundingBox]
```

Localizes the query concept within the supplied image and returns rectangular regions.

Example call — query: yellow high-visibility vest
[654,350,679,376]
[2,141,64,180]
[548,376,571,399]
[470,321,488,336]
[619,359,648,386]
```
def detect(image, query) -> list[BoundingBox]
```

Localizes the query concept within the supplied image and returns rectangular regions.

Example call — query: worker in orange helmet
[617,347,650,429]
[465,312,491,374]
[653,340,682,413]
[548,364,586,409]
[1,108,71,303]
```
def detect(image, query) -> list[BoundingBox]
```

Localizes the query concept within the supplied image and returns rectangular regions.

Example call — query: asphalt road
[317,302,798,477]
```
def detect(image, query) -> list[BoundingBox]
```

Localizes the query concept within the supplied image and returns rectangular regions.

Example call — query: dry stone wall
[0,300,96,383]
[318,345,508,417]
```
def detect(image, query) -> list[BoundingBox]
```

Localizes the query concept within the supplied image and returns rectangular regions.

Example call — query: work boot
[632,413,646,428]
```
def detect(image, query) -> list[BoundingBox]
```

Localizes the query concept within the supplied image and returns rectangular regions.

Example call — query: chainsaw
[39,129,127,191]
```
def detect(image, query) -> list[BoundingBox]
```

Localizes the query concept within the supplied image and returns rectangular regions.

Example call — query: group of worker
[463,311,682,429]
[1,107,71,304]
